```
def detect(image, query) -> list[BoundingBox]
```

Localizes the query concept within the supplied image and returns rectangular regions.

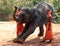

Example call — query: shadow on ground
[2,37,60,46]
[0,22,60,46]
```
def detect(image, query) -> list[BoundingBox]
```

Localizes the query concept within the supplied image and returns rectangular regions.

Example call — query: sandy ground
[0,21,60,46]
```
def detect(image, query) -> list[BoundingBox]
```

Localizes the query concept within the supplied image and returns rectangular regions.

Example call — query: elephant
[13,2,54,43]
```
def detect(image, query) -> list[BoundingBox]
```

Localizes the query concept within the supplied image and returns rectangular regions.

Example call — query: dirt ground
[0,21,60,46]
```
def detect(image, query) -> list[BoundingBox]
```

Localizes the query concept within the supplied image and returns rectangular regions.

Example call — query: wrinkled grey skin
[13,2,54,43]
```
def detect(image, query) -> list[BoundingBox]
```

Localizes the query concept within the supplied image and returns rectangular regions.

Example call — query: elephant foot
[38,33,43,37]
[13,37,18,43]
[13,38,23,44]
[17,39,23,44]
[41,39,45,42]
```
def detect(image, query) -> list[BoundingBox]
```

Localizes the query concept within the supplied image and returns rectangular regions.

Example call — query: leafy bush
[0,0,60,23]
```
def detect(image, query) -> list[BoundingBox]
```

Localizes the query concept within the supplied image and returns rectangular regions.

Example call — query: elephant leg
[38,25,44,37]
[13,24,29,43]
[16,18,40,43]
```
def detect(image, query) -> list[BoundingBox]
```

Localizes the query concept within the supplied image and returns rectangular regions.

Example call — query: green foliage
[53,0,60,11]
[0,0,18,21]
[0,0,60,22]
